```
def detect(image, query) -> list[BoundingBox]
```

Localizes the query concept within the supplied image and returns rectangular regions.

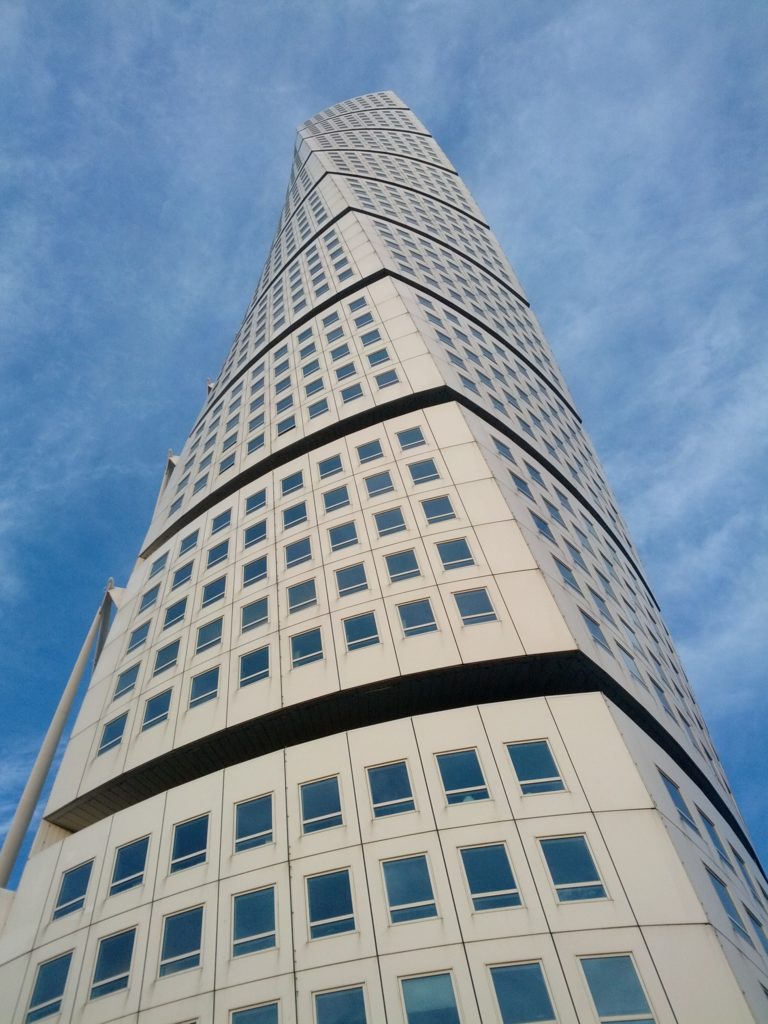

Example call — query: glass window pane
[401,973,461,1024]
[233,887,276,955]
[409,459,439,484]
[460,844,520,910]
[190,667,219,707]
[301,777,342,833]
[540,836,605,900]
[436,749,488,803]
[581,956,652,1019]
[171,816,208,872]
[368,762,415,816]
[291,628,323,667]
[154,639,180,674]
[286,537,312,568]
[160,906,203,976]
[235,794,273,851]
[344,612,379,651]
[454,588,497,624]
[383,855,436,922]
[91,928,135,997]
[240,646,269,686]
[27,952,72,1022]
[490,962,557,1024]
[111,837,149,895]
[329,521,358,550]
[307,869,354,938]
[232,1004,279,1024]
[243,555,268,585]
[315,986,367,1024]
[142,689,171,730]
[507,741,565,794]
[436,538,474,570]
[374,507,406,536]
[336,563,367,596]
[288,578,317,612]
[385,550,419,582]
[421,495,455,524]
[98,714,127,754]
[398,600,437,637]
[53,861,92,918]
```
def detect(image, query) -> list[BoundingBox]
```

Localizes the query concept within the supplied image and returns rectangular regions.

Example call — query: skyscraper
[0,89,765,1022]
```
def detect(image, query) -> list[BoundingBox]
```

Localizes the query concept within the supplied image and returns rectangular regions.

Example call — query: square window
[91,928,135,998]
[172,562,193,590]
[27,952,72,1022]
[343,611,379,651]
[329,521,358,551]
[454,588,497,624]
[240,646,269,686]
[385,549,420,582]
[53,861,93,919]
[301,776,342,833]
[98,713,127,755]
[288,578,317,613]
[244,520,267,548]
[307,869,355,938]
[460,844,520,910]
[142,689,171,730]
[365,470,394,497]
[281,470,304,495]
[398,599,437,637]
[490,962,557,1024]
[110,836,149,896]
[409,458,439,485]
[190,667,218,707]
[196,618,223,653]
[324,485,350,512]
[436,749,489,803]
[283,501,307,529]
[171,815,208,872]
[114,664,139,699]
[422,495,456,524]
[540,835,606,901]
[315,987,367,1024]
[374,506,406,537]
[285,536,312,568]
[319,454,343,478]
[202,576,226,607]
[332,561,366,597]
[401,974,460,1024]
[397,426,426,450]
[580,956,654,1024]
[368,761,415,817]
[235,794,273,851]
[291,627,323,667]
[243,555,268,586]
[356,439,383,463]
[159,906,203,976]
[233,887,276,956]
[507,741,565,794]
[208,540,229,568]
[383,854,437,922]
[436,538,474,570]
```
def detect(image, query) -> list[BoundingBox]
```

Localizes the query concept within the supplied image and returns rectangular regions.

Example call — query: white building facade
[1,91,766,1024]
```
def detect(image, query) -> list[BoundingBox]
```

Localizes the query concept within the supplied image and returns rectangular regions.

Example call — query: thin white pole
[0,583,115,888]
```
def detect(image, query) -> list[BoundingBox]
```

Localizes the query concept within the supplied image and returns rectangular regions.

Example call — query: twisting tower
[1,92,766,1024]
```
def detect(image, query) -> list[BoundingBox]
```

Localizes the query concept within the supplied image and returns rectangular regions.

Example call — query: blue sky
[1,0,766,878]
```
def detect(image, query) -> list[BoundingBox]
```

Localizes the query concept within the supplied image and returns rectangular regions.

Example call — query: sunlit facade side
[0,91,766,1024]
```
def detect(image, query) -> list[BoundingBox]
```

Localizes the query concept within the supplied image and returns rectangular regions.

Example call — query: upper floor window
[367,761,415,817]
[233,887,276,956]
[235,794,273,852]
[382,854,437,922]
[110,836,149,895]
[159,906,203,976]
[659,771,700,833]
[91,928,135,998]
[307,869,355,938]
[436,538,474,570]
[460,843,521,910]
[53,861,93,919]
[408,458,439,485]
[421,495,455,524]
[454,588,497,624]
[507,740,565,794]
[436,749,489,803]
[315,988,367,1024]
[401,974,460,1024]
[580,955,655,1024]
[490,962,557,1024]
[397,426,425,450]
[540,835,606,901]
[301,777,343,833]
[26,952,72,1022]
[98,713,127,755]
[170,815,209,872]
[398,599,437,637]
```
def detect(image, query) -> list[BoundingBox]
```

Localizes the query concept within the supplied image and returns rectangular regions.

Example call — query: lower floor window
[307,869,355,938]
[315,986,367,1024]
[231,1004,278,1024]
[233,887,276,956]
[490,962,557,1024]
[580,955,655,1023]
[91,928,135,998]
[159,906,203,976]
[26,952,72,1022]
[401,973,461,1024]
[383,855,437,923]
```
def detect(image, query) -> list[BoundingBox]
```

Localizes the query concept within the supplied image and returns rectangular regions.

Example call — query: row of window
[27,944,657,1024]
[63,740,566,914]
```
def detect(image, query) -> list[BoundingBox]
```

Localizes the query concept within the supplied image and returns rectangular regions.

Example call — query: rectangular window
[401,974,460,1024]
[460,844,521,909]
[329,521,358,550]
[368,761,415,817]
[343,611,379,651]
[170,815,209,872]
[436,538,474,570]
[374,507,406,537]
[26,952,72,1022]
[490,962,557,1024]
[142,689,171,730]
[235,794,273,852]
[422,495,455,524]
[408,458,439,485]
[436,749,489,803]
[318,454,343,478]
[531,512,555,542]
[698,810,732,866]
[301,776,343,833]
[291,628,323,667]
[139,584,160,613]
[335,562,367,597]
[172,561,193,590]
[707,868,753,942]
[375,369,398,388]
[281,469,303,495]
[309,397,329,417]
[397,426,425,450]
[581,956,655,1024]
[190,666,218,707]
[383,854,437,922]
[245,489,267,515]
[201,576,226,608]
[233,887,276,956]
[356,439,383,463]
[244,521,267,548]
[110,836,149,895]
[315,987,367,1024]
[243,555,268,586]
[455,588,497,624]
[114,664,139,699]
[53,861,93,919]
[398,599,437,637]
[323,485,350,512]
[179,530,198,555]
[91,928,135,998]
[242,597,268,632]
[365,471,394,497]
[207,540,229,568]
[581,611,610,650]
[540,835,606,901]
[196,618,223,654]
[159,906,203,976]
[287,578,317,613]
[211,509,231,534]
[98,713,127,755]
[555,558,581,592]
[385,549,420,583]
[240,646,269,686]
[659,771,700,832]
[149,552,168,578]
[507,740,565,794]
[307,869,355,938]
[285,536,312,568]
[127,622,150,653]
[283,501,308,528]
[164,598,187,628]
